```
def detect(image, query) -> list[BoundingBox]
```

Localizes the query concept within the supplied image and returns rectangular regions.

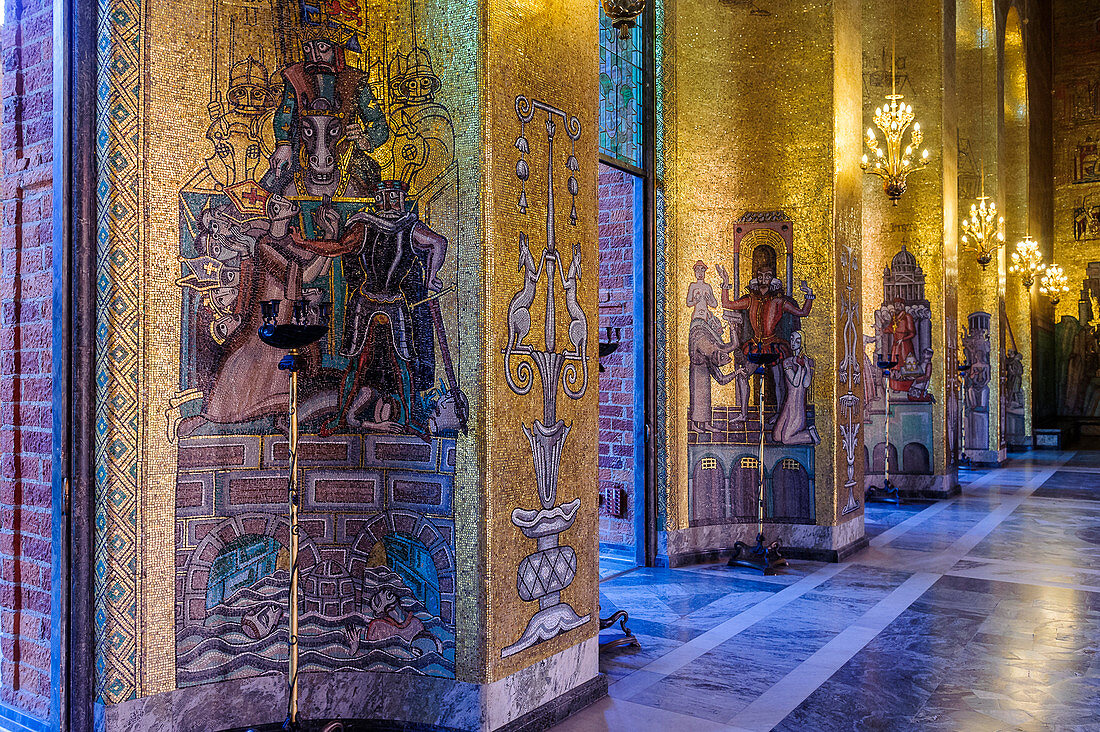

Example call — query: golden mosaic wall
[660,0,864,549]
[956,0,1004,455]
[1050,0,1100,419]
[1001,6,1032,443]
[483,0,600,682]
[95,0,509,700]
[1052,0,1100,324]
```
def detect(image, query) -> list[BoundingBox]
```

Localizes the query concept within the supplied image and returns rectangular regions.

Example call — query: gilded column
[861,0,961,498]
[661,0,866,565]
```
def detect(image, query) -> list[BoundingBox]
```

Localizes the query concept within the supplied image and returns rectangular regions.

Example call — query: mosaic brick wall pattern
[174,434,457,684]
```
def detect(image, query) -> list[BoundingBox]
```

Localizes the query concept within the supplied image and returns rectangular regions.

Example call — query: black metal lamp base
[222,720,455,732]
[866,478,901,505]
[221,721,344,732]
[727,534,788,575]
[599,610,640,650]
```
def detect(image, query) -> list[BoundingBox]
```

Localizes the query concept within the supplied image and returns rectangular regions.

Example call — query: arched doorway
[205,534,285,610]
[690,456,726,524]
[732,455,761,520]
[770,458,812,522]
[902,442,931,474]
[872,442,899,474]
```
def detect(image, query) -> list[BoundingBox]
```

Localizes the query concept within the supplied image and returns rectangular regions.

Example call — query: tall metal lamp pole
[728,350,787,574]
[867,357,900,504]
[257,298,332,732]
[957,357,972,467]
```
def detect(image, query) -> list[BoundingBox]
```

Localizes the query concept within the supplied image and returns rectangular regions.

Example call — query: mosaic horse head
[291,98,353,198]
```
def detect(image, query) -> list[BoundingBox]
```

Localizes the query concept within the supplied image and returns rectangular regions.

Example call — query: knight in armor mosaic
[290,180,462,438]
[383,48,456,196]
[200,56,279,190]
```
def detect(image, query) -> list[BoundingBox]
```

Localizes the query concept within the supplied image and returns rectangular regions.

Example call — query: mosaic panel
[169,0,464,685]
[483,0,600,681]
[97,0,477,697]
[685,213,819,527]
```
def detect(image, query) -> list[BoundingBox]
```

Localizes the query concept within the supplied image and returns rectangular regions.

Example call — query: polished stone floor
[555,448,1100,731]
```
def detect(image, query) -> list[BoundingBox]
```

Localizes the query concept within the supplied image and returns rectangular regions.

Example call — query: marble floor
[555,448,1100,731]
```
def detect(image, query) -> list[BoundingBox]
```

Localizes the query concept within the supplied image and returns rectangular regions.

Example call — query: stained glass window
[599,7,644,168]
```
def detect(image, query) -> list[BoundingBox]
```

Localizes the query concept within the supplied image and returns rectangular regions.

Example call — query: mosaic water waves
[177,566,455,686]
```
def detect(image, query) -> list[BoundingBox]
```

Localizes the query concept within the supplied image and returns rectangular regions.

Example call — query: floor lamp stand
[728,351,787,575]
[867,358,900,505]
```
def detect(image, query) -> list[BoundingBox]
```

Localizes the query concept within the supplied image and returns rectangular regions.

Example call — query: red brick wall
[597,163,636,548]
[0,0,54,719]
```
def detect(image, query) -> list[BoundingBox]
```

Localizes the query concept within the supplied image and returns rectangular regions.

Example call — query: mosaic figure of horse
[285,100,366,199]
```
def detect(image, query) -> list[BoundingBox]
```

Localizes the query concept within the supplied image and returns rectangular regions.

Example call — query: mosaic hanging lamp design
[601,0,645,39]
[862,0,930,205]
[961,0,1006,270]
[961,181,1005,270]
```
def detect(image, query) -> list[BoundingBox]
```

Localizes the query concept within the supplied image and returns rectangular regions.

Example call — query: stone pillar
[861,0,961,498]
[957,0,1006,465]
[1000,6,1032,451]
[91,0,602,729]
[660,0,866,565]
[482,0,603,715]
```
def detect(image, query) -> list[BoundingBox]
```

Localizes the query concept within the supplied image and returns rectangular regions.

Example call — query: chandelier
[1039,265,1071,306]
[961,192,1004,270]
[1009,235,1043,288]
[601,0,644,39]
[862,1,930,204]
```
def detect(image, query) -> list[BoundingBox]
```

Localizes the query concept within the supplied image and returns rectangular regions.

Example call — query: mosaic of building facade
[865,247,936,476]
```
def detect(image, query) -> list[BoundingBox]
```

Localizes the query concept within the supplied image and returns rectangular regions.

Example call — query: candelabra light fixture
[256,297,336,732]
[1039,264,1071,305]
[862,0,930,204]
[862,97,931,204]
[960,189,1005,270]
[601,0,644,39]
[1009,235,1044,288]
